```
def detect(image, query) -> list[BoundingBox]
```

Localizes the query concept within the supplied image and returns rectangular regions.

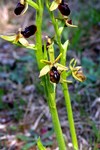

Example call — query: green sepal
[0,35,16,42]
[21,2,28,15]
[55,63,68,71]
[62,40,69,51]
[39,65,50,77]
[18,37,29,46]
[50,1,59,11]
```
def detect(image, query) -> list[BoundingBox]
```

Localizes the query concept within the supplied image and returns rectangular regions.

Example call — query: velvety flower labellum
[49,66,60,84]
[58,3,70,16]
[67,19,72,25]
[14,2,25,15]
[21,25,37,38]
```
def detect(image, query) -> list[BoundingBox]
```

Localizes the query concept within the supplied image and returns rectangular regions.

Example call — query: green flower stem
[44,76,66,150]
[48,44,55,63]
[49,12,63,53]
[62,82,78,150]
[61,50,78,150]
[35,0,44,69]
[34,1,66,149]
[27,0,39,11]
[27,0,43,69]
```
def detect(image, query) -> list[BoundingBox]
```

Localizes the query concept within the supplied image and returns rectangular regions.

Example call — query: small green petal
[72,69,86,82]
[50,1,59,11]
[20,0,25,5]
[73,66,82,71]
[18,37,29,46]
[62,40,69,51]
[69,58,76,70]
[65,21,78,28]
[25,44,37,50]
[40,59,51,65]
[58,26,64,35]
[54,53,62,64]
[55,63,68,71]
[0,35,16,42]
[21,2,28,15]
[39,65,50,77]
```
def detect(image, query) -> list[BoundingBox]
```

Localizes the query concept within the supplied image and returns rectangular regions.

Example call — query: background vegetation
[0,0,100,149]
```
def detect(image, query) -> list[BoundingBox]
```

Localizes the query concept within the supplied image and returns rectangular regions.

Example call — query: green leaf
[37,138,46,150]
[22,142,36,150]
[42,129,54,140]
[82,57,95,68]
[0,89,4,97]
[16,134,33,142]
[87,74,97,82]
[42,141,53,146]
[62,40,69,51]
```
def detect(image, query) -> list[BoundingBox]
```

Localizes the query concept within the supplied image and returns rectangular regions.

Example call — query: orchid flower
[69,58,86,82]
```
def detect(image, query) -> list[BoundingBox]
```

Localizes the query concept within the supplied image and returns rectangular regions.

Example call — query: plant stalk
[44,76,66,150]
[47,4,79,150]
[35,0,44,70]
[62,79,79,150]
[35,1,66,149]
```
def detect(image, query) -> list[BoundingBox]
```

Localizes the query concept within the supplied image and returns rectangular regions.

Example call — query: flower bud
[49,66,60,84]
[21,25,37,38]
[58,3,70,16]
[14,2,25,15]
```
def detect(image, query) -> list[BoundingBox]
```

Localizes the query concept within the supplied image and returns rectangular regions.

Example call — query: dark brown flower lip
[21,25,37,38]
[61,0,65,5]
[49,66,60,84]
[58,3,70,16]
[14,2,25,15]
